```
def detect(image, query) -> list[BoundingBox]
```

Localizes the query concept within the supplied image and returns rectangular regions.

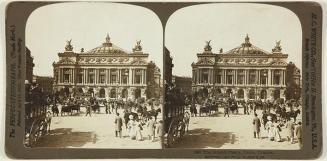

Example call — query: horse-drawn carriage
[25,83,51,147]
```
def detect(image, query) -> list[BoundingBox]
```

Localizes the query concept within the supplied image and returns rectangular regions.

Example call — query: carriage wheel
[29,119,42,147]
[179,122,186,139]
[167,120,178,147]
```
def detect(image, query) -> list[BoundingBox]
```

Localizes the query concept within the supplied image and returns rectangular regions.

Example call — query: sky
[26,2,163,76]
[165,3,302,77]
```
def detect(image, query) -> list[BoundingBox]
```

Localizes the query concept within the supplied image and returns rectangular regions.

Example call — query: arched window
[110,89,116,98]
[121,89,128,98]
[237,89,244,99]
[274,90,280,99]
[249,89,255,99]
[134,88,141,99]
[260,90,267,99]
[99,88,105,98]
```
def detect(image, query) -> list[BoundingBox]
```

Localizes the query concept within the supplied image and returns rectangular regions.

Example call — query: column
[58,68,61,84]
[271,70,274,85]
[105,69,108,84]
[268,69,271,86]
[283,70,286,85]
[235,70,237,85]
[197,69,200,84]
[108,69,111,84]
[71,68,74,84]
[224,69,226,84]
[258,70,261,85]
[128,69,132,85]
[86,69,88,84]
[144,69,147,85]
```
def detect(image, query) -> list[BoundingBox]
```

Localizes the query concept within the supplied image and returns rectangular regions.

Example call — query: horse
[61,105,72,116]
[70,104,81,113]
[229,103,238,114]
[51,104,59,116]
[199,106,209,116]
[208,103,218,114]
[286,109,301,121]
[91,104,100,113]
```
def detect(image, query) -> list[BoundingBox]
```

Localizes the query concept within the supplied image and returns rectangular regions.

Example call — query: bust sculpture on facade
[65,39,73,51]
[204,40,212,52]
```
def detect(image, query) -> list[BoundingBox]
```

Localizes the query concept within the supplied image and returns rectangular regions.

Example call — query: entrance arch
[274,90,280,100]
[135,88,141,99]
[110,89,116,98]
[237,89,244,99]
[260,90,267,99]
[121,88,128,98]
[64,86,70,97]
[99,88,105,98]
[226,88,232,97]
[249,89,255,99]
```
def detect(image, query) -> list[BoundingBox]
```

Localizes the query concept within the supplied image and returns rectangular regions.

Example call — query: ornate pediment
[196,58,214,65]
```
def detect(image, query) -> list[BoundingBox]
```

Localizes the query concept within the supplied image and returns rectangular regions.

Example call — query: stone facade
[191,35,296,101]
[53,34,160,100]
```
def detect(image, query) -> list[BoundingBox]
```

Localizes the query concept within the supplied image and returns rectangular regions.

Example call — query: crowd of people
[50,93,164,142]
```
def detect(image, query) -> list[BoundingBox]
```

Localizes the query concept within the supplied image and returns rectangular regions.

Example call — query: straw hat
[267,116,272,121]
[129,114,134,120]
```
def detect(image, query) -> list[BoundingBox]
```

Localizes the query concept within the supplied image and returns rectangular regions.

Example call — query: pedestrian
[85,102,91,117]
[252,113,261,139]
[147,116,156,141]
[127,115,137,140]
[243,103,249,115]
[285,118,295,143]
[295,121,302,148]
[114,113,123,138]
[224,104,229,117]
[266,116,274,141]
[136,119,143,141]
[156,120,163,141]
[273,121,282,142]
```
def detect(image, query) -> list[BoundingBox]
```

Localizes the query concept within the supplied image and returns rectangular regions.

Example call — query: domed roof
[223,34,271,55]
[84,34,129,55]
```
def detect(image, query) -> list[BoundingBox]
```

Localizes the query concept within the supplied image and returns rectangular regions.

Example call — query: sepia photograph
[164,3,303,149]
[24,2,163,149]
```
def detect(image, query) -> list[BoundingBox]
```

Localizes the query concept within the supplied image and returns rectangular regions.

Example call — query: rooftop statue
[204,40,212,52]
[133,40,143,52]
[65,39,73,51]
[272,40,282,53]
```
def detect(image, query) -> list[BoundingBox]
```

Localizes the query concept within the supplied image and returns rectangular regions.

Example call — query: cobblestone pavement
[34,107,162,149]
[171,108,301,149]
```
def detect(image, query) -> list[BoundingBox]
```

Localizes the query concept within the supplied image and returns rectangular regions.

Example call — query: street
[34,107,162,149]
[171,108,301,149]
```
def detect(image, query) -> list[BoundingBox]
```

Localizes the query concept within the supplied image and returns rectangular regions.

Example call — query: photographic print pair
[5,1,322,159]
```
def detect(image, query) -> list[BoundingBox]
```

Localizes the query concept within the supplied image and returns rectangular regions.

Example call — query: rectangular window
[227,75,233,84]
[121,69,128,84]
[249,70,256,84]
[135,69,142,84]
[88,69,94,84]
[63,68,70,83]
[202,69,209,83]
[77,69,83,83]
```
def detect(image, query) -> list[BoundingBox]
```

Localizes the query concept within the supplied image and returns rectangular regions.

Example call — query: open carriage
[24,83,51,147]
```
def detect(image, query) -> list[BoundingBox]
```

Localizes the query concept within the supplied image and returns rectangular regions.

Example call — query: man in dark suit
[295,121,302,148]
[252,113,261,139]
[114,113,123,138]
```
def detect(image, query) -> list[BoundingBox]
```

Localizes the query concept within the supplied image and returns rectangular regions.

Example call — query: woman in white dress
[127,115,137,140]
[266,116,274,141]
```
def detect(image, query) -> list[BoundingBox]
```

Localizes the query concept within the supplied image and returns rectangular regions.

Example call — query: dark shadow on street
[34,128,96,148]
[171,128,236,149]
